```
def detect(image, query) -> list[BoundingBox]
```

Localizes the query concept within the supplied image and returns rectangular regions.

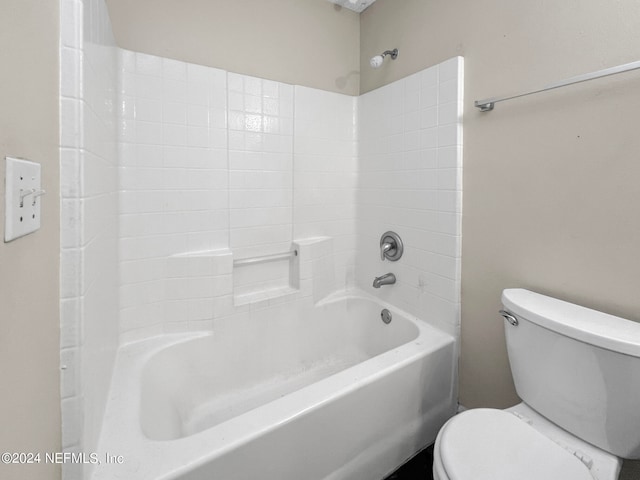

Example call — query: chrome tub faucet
[373,273,396,288]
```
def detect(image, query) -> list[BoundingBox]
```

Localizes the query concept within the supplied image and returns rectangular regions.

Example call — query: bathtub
[93,291,456,480]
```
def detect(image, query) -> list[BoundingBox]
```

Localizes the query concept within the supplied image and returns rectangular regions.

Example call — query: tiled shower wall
[294,87,358,291]
[228,73,295,298]
[357,57,463,336]
[118,52,229,337]
[116,52,461,342]
[228,73,295,259]
[59,0,119,477]
[118,51,357,339]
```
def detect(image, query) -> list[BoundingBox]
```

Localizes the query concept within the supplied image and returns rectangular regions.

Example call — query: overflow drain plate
[381,309,392,324]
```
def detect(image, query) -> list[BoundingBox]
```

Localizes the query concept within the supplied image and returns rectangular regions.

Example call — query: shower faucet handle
[379,231,403,262]
[380,242,393,260]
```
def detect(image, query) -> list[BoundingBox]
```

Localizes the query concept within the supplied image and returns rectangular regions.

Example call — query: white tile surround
[118,52,230,337]
[117,52,358,340]
[227,73,295,300]
[60,1,462,478]
[358,58,463,336]
[294,87,358,292]
[59,0,119,478]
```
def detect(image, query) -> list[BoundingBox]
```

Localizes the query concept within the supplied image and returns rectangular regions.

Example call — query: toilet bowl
[433,289,640,480]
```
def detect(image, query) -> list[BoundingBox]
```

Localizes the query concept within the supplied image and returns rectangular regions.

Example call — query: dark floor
[383,445,434,480]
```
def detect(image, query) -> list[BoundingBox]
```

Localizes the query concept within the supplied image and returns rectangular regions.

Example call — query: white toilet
[433,288,640,480]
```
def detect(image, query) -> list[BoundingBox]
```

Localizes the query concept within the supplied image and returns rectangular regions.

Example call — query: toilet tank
[501,288,640,459]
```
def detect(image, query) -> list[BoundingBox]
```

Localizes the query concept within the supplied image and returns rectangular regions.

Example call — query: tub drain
[381,308,392,324]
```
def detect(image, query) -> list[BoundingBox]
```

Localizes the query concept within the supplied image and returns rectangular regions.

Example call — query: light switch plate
[4,157,43,242]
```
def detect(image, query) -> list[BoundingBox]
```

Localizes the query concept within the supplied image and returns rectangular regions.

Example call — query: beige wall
[0,1,61,479]
[104,0,361,95]
[361,0,640,408]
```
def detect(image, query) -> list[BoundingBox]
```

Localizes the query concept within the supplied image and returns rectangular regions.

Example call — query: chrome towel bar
[233,250,298,267]
[475,59,640,112]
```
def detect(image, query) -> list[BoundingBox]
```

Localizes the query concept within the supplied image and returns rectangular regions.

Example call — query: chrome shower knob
[379,231,403,262]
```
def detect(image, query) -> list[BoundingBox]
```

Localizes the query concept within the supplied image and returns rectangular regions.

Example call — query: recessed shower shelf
[233,250,298,267]
[234,286,299,307]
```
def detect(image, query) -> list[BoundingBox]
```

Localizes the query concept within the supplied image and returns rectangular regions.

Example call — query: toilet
[433,288,640,480]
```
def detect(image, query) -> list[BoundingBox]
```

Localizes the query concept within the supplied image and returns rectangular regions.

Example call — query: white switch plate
[4,157,43,242]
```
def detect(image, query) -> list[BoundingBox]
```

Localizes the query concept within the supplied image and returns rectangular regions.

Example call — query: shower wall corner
[59,0,120,478]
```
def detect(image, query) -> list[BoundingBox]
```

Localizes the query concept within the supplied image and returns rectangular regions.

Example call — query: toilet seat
[437,409,594,480]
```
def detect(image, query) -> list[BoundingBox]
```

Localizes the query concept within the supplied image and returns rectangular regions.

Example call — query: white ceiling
[326,0,377,13]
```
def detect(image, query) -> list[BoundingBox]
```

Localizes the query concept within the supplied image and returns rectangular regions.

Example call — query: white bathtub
[93,292,456,480]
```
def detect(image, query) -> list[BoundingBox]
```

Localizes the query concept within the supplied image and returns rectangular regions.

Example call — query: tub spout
[373,273,396,288]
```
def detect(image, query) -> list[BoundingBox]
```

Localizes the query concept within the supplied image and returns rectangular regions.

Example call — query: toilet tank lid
[502,289,640,358]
